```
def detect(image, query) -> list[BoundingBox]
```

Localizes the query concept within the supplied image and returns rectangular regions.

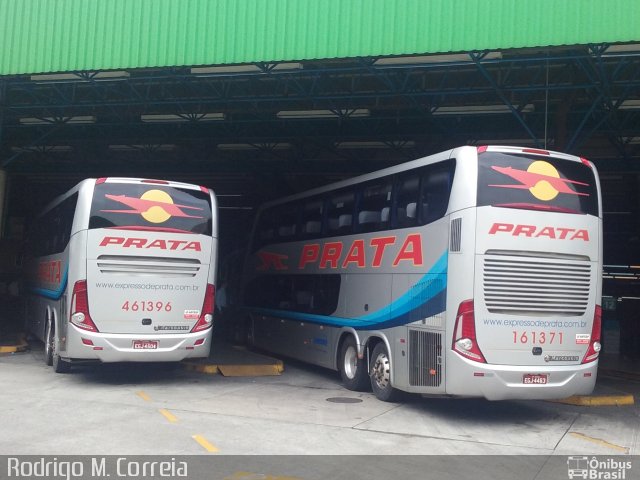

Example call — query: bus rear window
[89,183,212,234]
[477,152,599,216]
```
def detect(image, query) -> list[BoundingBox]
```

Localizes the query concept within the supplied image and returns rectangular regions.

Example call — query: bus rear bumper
[445,354,598,401]
[64,328,212,363]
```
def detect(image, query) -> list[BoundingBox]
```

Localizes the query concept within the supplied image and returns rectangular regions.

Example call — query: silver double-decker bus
[242,145,602,401]
[25,177,218,372]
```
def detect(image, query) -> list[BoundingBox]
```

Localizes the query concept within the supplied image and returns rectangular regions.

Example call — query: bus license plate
[523,374,548,385]
[133,340,158,350]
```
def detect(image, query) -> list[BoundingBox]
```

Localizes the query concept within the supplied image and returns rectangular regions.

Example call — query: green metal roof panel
[1,0,639,75]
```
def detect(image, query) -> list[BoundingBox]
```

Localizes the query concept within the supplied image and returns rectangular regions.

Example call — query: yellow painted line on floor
[136,391,152,402]
[192,434,219,453]
[548,394,635,406]
[182,362,219,374]
[570,432,630,453]
[218,362,284,377]
[159,409,178,423]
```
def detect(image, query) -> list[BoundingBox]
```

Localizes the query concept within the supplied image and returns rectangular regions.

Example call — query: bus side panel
[344,273,391,321]
[25,245,72,344]
[57,229,87,358]
[444,208,479,396]
[389,273,448,394]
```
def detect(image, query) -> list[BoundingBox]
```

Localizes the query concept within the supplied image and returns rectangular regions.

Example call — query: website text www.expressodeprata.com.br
[483,318,587,328]
[94,282,200,292]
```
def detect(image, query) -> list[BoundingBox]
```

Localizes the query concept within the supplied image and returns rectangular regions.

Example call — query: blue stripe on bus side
[250,251,448,330]
[30,267,69,300]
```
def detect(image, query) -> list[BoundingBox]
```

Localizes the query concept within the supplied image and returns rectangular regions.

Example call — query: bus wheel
[44,318,54,366]
[51,330,71,374]
[369,343,399,402]
[339,336,369,391]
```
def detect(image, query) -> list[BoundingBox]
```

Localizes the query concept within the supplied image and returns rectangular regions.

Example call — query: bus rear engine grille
[97,255,201,277]
[409,330,442,387]
[483,254,591,316]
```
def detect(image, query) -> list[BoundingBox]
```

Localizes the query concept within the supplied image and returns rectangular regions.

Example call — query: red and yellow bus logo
[490,161,589,201]
[101,189,204,223]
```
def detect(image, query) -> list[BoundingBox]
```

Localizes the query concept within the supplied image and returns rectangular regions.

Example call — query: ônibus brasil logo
[491,160,590,201]
[101,189,204,223]
[567,456,632,479]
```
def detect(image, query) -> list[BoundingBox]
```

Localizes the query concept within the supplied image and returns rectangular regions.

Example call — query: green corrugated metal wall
[1,0,639,75]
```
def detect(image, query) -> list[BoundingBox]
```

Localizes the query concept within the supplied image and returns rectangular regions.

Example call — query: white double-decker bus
[242,145,602,401]
[25,177,218,373]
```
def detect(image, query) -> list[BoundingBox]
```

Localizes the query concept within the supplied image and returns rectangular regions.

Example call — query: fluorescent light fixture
[30,71,129,82]
[217,143,292,151]
[140,113,225,123]
[432,104,534,115]
[618,100,640,110]
[191,63,303,75]
[19,115,96,125]
[276,109,370,119]
[603,43,640,56]
[375,52,502,66]
[108,144,176,151]
[336,141,416,149]
[11,145,73,152]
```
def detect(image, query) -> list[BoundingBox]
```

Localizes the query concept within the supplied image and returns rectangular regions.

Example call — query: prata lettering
[294,233,423,270]
[99,236,201,251]
[488,223,589,241]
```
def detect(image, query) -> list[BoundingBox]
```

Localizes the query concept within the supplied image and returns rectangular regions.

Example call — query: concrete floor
[0,341,638,460]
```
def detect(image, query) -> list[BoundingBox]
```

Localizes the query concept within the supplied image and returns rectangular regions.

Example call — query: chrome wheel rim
[45,321,53,359]
[343,345,358,379]
[372,352,391,389]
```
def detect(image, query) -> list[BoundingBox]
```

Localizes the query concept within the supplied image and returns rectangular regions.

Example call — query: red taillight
[70,280,99,332]
[191,284,215,333]
[96,177,107,184]
[477,145,488,153]
[582,305,602,364]
[522,148,550,156]
[452,299,486,363]
[141,179,169,184]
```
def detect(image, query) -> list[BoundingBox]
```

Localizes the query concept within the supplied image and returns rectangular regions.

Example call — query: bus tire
[53,353,71,374]
[44,317,54,366]
[369,342,399,402]
[338,336,370,391]
[50,326,71,374]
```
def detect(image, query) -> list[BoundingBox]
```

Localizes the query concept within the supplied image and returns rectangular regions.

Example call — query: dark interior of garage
[1,0,640,366]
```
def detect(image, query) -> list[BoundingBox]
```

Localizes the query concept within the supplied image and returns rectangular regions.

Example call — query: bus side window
[327,191,355,236]
[420,163,454,225]
[276,204,299,241]
[256,207,277,249]
[301,198,324,238]
[357,180,392,233]
[395,175,420,228]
